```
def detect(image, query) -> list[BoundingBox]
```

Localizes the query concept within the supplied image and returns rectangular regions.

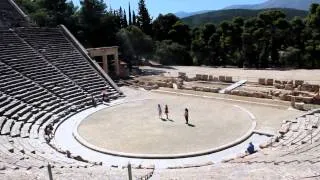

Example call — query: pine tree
[137,0,151,35]
[128,2,132,25]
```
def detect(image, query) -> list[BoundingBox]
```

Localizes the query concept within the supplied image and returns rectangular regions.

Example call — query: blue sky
[71,0,266,17]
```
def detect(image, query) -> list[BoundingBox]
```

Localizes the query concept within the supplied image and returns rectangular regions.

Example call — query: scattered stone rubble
[127,72,320,109]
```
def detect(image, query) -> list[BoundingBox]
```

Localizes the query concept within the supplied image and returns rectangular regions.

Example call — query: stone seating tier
[16,27,119,99]
[0,31,91,109]
[0,25,121,171]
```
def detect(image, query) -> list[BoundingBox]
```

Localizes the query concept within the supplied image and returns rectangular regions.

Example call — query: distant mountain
[182,8,308,27]
[224,0,320,11]
[174,10,211,18]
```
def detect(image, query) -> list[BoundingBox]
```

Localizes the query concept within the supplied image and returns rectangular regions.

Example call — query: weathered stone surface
[266,79,274,86]
[195,74,202,81]
[279,94,291,101]
[202,75,208,81]
[213,77,219,81]
[182,86,193,90]
[295,102,305,110]
[275,80,282,84]
[295,80,304,86]
[296,85,302,91]
[157,82,167,87]
[203,87,211,92]
[178,72,186,77]
[285,84,294,90]
[166,83,173,88]
[301,83,312,92]
[208,75,213,81]
[279,123,290,135]
[311,85,320,92]
[274,83,285,89]
[195,87,204,91]
[296,96,313,104]
[219,76,226,82]
[287,80,293,85]
[210,88,220,93]
[186,77,195,81]
[258,78,265,85]
[225,76,233,83]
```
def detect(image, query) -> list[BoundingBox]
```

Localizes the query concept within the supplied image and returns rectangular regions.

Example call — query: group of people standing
[157,104,189,124]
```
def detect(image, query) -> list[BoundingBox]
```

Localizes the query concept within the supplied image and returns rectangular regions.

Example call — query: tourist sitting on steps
[91,95,97,107]
[101,88,110,103]
[246,142,255,154]
[44,124,54,141]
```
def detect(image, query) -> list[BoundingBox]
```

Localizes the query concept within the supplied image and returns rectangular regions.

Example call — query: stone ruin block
[186,76,195,81]
[274,83,285,89]
[178,72,186,77]
[208,75,213,81]
[219,76,226,82]
[296,96,313,104]
[203,87,211,92]
[195,74,202,81]
[183,86,193,91]
[287,80,293,85]
[210,88,220,93]
[279,94,291,101]
[284,84,294,90]
[202,75,209,81]
[266,79,274,86]
[258,78,265,85]
[295,80,304,86]
[311,85,320,92]
[295,102,305,110]
[225,76,233,83]
[274,80,282,84]
[301,83,312,92]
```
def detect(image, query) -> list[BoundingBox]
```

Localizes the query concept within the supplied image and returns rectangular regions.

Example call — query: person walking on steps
[165,105,169,119]
[184,108,189,124]
[158,104,162,119]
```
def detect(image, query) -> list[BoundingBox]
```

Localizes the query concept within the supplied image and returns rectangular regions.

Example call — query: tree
[117,26,154,63]
[132,10,137,25]
[152,13,179,41]
[128,3,132,25]
[123,10,128,28]
[154,40,193,65]
[201,23,216,44]
[137,0,152,35]
[168,21,191,48]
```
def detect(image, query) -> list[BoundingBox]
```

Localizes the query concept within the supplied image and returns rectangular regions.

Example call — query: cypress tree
[132,10,136,25]
[137,0,151,35]
[123,10,128,27]
[128,2,132,25]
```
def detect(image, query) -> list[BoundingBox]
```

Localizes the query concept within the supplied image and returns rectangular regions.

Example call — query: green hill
[182,8,308,27]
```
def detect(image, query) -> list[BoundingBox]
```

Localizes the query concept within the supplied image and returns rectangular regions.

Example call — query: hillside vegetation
[182,8,308,27]
[225,0,320,11]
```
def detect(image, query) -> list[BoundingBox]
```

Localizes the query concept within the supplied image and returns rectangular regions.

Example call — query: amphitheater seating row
[0,27,122,170]
[0,30,92,109]
[229,111,320,166]
[16,27,119,100]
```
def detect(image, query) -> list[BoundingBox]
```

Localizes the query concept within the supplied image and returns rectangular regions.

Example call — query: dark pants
[185,116,188,124]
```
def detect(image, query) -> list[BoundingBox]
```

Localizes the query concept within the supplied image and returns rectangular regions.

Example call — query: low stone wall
[228,90,272,99]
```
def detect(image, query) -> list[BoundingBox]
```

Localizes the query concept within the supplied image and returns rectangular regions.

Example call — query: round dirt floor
[78,93,253,155]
